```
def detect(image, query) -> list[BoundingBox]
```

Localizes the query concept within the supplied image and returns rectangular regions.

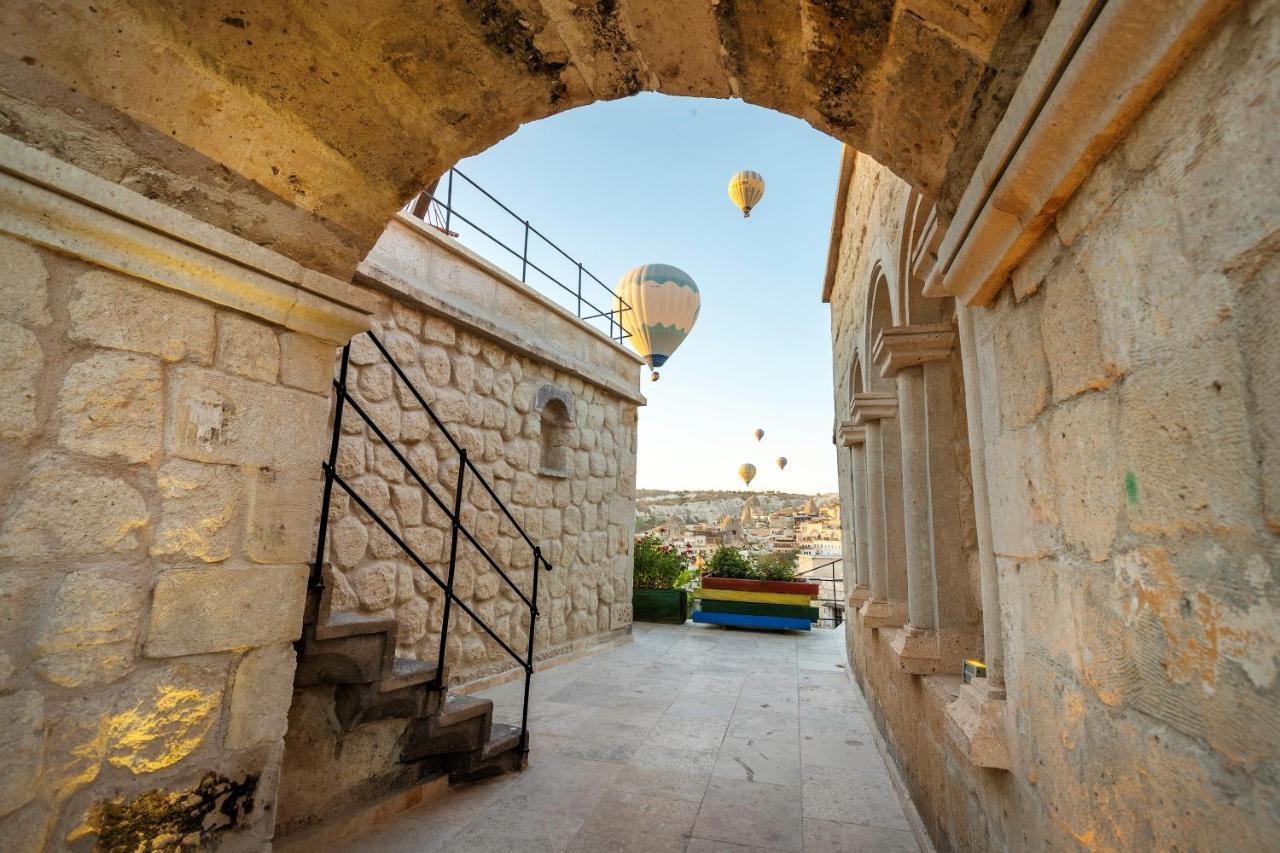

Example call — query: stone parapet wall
[828,3,1280,849]
[330,219,641,685]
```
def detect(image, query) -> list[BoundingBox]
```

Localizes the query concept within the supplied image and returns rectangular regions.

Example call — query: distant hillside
[636,489,837,530]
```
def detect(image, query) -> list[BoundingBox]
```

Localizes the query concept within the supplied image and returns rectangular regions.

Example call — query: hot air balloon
[728,170,765,218]
[776,457,788,470]
[614,264,701,381]
[754,429,764,442]
[738,463,757,486]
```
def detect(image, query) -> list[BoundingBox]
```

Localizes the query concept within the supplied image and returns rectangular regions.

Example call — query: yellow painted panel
[693,588,813,607]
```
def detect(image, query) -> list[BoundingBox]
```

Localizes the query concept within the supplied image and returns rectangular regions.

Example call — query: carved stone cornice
[873,324,958,378]
[836,421,866,447]
[0,134,374,345]
[923,0,1233,306]
[851,392,897,425]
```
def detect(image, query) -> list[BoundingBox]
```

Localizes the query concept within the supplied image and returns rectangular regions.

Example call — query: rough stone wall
[0,238,336,850]
[323,294,638,685]
[829,3,1280,850]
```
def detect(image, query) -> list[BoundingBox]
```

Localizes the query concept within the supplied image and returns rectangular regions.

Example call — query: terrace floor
[331,622,920,853]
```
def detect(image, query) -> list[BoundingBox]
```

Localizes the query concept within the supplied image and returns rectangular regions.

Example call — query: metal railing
[407,168,633,345]
[797,558,844,627]
[311,330,550,752]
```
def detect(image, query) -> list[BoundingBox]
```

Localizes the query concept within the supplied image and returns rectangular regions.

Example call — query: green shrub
[754,551,798,582]
[633,535,693,590]
[705,547,756,579]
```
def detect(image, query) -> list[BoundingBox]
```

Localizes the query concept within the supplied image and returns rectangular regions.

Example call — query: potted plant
[692,548,820,631]
[631,535,696,623]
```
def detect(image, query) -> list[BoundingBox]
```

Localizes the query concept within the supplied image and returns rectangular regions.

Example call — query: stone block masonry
[328,216,643,686]
[0,139,371,849]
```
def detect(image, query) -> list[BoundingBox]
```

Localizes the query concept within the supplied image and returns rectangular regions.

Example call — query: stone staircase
[294,563,527,784]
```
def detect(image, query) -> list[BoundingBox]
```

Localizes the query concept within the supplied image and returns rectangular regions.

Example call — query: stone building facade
[825,3,1279,849]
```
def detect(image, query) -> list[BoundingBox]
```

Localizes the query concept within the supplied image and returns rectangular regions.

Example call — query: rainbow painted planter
[692,577,820,632]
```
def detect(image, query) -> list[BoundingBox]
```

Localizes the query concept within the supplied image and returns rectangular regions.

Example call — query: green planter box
[633,588,689,624]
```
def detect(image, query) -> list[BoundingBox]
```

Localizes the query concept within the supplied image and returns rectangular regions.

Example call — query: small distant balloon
[738,463,757,486]
[754,429,764,442]
[728,170,765,218]
[776,457,788,470]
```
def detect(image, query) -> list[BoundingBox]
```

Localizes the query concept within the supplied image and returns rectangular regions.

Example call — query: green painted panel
[633,589,689,623]
[698,599,819,621]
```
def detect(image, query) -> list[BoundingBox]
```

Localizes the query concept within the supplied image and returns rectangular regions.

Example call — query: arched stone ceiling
[0,0,1054,275]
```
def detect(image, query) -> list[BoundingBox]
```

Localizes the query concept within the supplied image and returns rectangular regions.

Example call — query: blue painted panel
[692,610,811,632]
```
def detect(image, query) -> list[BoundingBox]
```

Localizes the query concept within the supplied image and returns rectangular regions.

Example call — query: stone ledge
[357,216,646,406]
[851,392,898,425]
[836,421,865,447]
[889,627,941,676]
[859,598,907,629]
[848,584,871,607]
[873,324,957,377]
[944,680,1011,770]
[0,134,374,345]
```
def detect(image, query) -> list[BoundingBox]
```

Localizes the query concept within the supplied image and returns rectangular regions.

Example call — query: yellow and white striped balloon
[613,264,701,381]
[728,170,765,218]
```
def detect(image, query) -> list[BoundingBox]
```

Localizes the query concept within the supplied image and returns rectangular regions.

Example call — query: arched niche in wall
[534,384,575,479]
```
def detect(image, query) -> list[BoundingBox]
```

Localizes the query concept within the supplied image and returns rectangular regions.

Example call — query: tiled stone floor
[331,622,918,853]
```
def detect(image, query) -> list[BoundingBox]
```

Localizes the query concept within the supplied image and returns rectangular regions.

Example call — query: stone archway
[0,0,1055,275]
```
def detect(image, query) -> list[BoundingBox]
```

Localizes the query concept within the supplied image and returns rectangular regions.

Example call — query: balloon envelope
[614,264,700,381]
[776,457,787,470]
[728,171,765,218]
[754,429,764,441]
[738,463,757,486]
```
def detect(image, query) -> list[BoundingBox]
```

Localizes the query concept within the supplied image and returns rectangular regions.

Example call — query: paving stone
[693,777,804,853]
[801,765,907,832]
[802,817,918,852]
[713,735,803,786]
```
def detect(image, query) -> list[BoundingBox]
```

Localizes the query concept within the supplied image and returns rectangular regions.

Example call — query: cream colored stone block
[217,312,280,382]
[69,270,215,363]
[0,691,44,817]
[104,659,225,773]
[1047,392,1121,561]
[0,454,148,559]
[279,332,336,395]
[352,562,398,610]
[165,364,329,467]
[0,322,41,439]
[246,465,322,564]
[1120,338,1259,535]
[144,565,308,657]
[330,515,369,568]
[151,459,243,563]
[420,345,451,386]
[357,362,394,402]
[986,425,1058,559]
[33,569,147,688]
[1041,264,1119,402]
[226,643,297,750]
[990,293,1050,429]
[398,598,430,645]
[57,351,163,463]
[0,234,50,327]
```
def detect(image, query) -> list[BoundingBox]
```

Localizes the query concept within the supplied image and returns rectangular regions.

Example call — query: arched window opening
[535,385,574,478]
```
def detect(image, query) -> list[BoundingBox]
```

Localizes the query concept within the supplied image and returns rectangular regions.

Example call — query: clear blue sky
[447,93,842,493]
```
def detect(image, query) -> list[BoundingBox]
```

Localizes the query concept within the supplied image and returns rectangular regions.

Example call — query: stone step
[400,696,494,762]
[449,723,527,783]
[294,622,391,687]
[334,677,444,730]
[381,658,441,693]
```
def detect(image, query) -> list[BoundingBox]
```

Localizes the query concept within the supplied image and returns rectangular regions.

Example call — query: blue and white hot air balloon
[613,264,701,381]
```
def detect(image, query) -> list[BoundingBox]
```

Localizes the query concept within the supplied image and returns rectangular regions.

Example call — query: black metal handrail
[406,168,633,345]
[797,558,844,627]
[311,330,549,752]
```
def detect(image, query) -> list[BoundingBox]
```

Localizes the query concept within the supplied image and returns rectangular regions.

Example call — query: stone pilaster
[837,421,870,606]
[852,393,906,629]
[875,325,963,674]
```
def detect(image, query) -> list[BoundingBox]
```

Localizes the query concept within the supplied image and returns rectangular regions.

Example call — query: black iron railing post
[520,547,543,753]
[520,220,530,283]
[435,447,468,685]
[445,170,454,233]
[576,262,583,317]
[310,343,351,589]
